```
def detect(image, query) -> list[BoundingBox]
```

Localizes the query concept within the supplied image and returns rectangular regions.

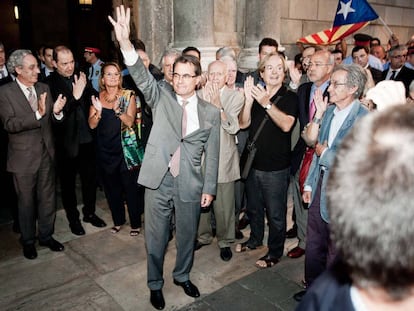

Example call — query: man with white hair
[297,103,414,310]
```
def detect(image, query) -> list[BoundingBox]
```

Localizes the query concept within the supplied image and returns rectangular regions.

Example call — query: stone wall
[128,0,414,71]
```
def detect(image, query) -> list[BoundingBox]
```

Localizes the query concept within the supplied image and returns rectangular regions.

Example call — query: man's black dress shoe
[23,244,37,260]
[220,247,232,261]
[83,214,107,227]
[150,289,165,310]
[293,290,307,302]
[286,226,298,239]
[70,221,86,236]
[173,279,200,298]
[39,238,64,252]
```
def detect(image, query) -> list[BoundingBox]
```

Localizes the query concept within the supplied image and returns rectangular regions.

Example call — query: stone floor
[0,191,305,311]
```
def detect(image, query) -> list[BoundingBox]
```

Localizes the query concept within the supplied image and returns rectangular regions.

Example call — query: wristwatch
[312,116,322,125]
[220,107,225,113]
[265,103,272,110]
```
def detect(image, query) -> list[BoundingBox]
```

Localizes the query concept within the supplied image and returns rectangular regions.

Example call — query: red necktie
[309,97,316,122]
[27,87,38,112]
[169,100,188,177]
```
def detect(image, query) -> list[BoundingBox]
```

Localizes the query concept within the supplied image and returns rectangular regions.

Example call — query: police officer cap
[354,33,372,46]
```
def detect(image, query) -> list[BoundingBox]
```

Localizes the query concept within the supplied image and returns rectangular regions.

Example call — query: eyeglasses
[308,62,331,68]
[104,72,120,77]
[172,73,197,81]
[391,54,407,59]
[330,81,347,88]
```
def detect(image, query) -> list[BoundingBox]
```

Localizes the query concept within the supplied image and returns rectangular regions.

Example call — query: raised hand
[108,5,132,51]
[72,72,87,100]
[53,94,66,115]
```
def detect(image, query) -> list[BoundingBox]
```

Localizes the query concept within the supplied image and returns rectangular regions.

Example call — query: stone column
[135,0,173,67]
[238,0,282,71]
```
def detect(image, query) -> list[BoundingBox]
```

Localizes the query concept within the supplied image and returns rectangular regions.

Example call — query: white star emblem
[337,0,356,20]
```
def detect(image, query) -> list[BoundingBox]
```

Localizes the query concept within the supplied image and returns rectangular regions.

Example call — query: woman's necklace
[103,91,119,104]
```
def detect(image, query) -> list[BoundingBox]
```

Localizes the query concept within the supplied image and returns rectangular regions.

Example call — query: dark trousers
[304,171,336,287]
[245,167,290,258]
[100,167,143,228]
[57,142,97,224]
[13,147,56,245]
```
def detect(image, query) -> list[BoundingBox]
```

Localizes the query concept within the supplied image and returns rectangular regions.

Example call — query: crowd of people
[1,4,414,310]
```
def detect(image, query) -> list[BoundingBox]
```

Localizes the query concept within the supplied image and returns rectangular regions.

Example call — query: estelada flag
[298,0,379,45]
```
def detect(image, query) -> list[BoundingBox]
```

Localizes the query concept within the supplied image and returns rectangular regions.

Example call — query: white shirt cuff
[54,111,64,120]
[121,48,139,67]
[304,185,312,192]
[35,111,42,120]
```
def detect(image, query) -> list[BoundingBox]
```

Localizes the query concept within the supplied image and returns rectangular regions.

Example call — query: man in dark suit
[382,44,414,96]
[45,45,106,236]
[297,104,414,311]
[0,42,18,232]
[109,6,220,310]
[38,45,54,82]
[289,50,334,261]
[351,45,383,84]
[0,49,66,259]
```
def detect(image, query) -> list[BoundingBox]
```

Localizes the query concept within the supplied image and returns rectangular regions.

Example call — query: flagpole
[377,16,393,36]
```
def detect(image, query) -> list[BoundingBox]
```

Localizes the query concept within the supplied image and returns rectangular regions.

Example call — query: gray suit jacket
[304,101,368,223]
[198,86,244,183]
[0,81,56,173]
[128,57,221,202]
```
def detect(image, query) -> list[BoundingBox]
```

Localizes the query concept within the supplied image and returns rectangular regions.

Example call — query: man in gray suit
[109,6,220,310]
[0,49,66,260]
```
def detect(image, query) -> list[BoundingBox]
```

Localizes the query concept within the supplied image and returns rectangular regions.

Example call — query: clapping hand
[313,88,328,118]
[72,72,87,100]
[243,76,254,105]
[91,95,103,113]
[53,94,66,115]
[38,92,47,117]
[251,84,270,107]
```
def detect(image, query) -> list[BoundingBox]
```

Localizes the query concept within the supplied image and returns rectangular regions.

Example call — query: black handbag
[239,96,282,180]
[239,114,268,180]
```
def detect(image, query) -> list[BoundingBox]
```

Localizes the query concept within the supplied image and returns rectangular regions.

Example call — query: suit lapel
[10,82,33,113]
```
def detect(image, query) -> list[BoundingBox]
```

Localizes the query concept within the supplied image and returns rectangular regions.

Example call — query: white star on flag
[337,0,356,20]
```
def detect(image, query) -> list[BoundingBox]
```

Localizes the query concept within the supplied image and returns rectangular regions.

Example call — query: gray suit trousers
[144,171,201,290]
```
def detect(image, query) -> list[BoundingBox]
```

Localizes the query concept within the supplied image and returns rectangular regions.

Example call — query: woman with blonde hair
[89,62,144,236]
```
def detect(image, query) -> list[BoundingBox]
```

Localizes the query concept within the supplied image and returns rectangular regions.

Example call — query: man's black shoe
[70,221,86,236]
[293,290,307,302]
[220,247,232,261]
[150,289,165,310]
[286,226,298,239]
[23,244,37,260]
[173,279,200,298]
[83,214,107,228]
[39,238,64,252]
